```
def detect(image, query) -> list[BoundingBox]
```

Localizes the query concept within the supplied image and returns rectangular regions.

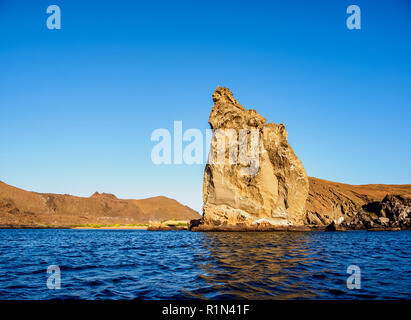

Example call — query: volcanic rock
[361,195,411,229]
[201,87,309,229]
[305,177,411,229]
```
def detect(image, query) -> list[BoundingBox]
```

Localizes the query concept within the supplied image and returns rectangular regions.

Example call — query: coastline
[0,225,407,232]
[190,225,406,232]
[0,220,189,230]
[72,226,148,230]
[0,225,148,230]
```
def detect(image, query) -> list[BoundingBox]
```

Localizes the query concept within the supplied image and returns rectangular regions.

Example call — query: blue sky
[1,0,410,212]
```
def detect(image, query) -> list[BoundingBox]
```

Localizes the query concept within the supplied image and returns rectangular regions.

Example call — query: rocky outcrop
[305,177,411,230]
[343,195,411,230]
[147,222,188,231]
[199,87,309,230]
[193,87,411,232]
[0,181,200,227]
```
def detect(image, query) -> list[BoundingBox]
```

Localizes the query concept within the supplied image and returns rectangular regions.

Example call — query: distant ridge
[0,181,200,227]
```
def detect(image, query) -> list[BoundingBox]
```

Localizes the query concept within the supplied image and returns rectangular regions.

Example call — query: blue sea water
[0,229,409,300]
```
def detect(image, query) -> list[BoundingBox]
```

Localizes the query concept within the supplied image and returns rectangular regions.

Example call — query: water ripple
[0,229,409,299]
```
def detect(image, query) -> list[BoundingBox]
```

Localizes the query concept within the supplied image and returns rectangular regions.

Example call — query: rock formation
[191,87,411,232]
[344,195,411,230]
[200,87,309,229]
[305,177,411,230]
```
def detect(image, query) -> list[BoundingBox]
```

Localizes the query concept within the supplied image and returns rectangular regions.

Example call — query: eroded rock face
[201,87,309,228]
[304,177,411,229]
[343,195,411,230]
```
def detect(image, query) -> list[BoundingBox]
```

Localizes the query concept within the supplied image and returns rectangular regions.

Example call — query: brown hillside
[2,178,410,228]
[305,177,411,225]
[0,181,200,227]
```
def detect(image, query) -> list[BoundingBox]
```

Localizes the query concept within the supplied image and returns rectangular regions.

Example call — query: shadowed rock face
[345,194,411,230]
[305,177,411,229]
[202,87,309,228]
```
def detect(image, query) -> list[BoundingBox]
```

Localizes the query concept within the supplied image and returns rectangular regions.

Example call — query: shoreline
[72,226,148,230]
[0,225,148,230]
[0,225,408,232]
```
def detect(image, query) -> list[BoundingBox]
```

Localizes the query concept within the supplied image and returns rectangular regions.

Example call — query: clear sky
[1,0,410,212]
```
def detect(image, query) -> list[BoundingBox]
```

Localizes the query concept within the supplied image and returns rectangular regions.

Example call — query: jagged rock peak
[200,87,309,230]
[209,86,267,130]
[90,192,118,200]
[212,86,239,105]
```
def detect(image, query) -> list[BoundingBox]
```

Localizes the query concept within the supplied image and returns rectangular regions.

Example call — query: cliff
[192,87,411,231]
[306,177,411,229]
[201,87,309,229]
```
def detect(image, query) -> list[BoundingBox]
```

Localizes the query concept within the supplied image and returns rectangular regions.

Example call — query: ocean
[0,229,409,299]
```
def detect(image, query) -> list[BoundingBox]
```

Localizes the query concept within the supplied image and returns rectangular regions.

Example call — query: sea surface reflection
[0,230,409,299]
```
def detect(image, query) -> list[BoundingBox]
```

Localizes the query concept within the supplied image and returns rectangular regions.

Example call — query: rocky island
[191,87,411,231]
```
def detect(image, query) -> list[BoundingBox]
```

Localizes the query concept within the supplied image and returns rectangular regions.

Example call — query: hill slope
[305,177,411,225]
[2,178,410,228]
[0,181,200,227]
